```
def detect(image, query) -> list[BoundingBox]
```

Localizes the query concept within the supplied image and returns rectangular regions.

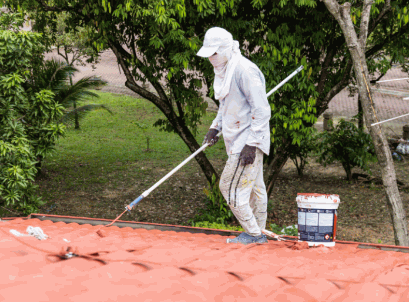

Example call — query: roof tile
[2,216,409,301]
[332,282,393,301]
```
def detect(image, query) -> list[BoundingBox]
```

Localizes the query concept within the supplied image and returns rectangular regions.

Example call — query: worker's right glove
[203,128,219,147]
[239,144,257,166]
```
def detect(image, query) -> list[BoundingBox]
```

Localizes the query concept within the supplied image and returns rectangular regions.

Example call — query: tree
[0,13,65,214]
[316,119,376,181]
[247,0,409,201]
[54,12,99,69]
[53,12,102,129]
[35,59,110,131]
[321,0,409,246]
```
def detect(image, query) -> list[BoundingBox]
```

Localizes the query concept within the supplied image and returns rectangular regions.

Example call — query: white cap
[196,27,233,57]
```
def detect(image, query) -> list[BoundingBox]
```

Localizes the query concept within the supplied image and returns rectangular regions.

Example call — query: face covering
[208,52,229,74]
[209,42,242,100]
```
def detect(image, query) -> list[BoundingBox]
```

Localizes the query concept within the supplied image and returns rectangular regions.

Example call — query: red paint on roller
[291,241,309,250]
[96,229,107,238]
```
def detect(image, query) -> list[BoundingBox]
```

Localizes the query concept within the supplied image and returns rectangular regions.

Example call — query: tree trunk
[73,100,79,129]
[35,155,43,177]
[123,82,218,185]
[265,144,290,198]
[107,40,218,185]
[69,74,80,129]
[322,0,409,246]
[342,162,352,181]
[358,94,364,130]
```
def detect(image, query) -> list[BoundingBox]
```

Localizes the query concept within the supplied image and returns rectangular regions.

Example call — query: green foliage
[0,13,65,213]
[316,119,377,181]
[288,130,317,176]
[241,0,409,168]
[234,3,322,164]
[190,174,233,225]
[192,221,243,231]
[44,0,215,135]
[270,223,298,236]
[34,59,109,129]
[54,12,100,68]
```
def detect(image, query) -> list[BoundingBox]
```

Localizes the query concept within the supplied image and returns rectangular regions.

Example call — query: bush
[316,119,377,180]
[190,174,233,225]
[192,221,244,231]
[270,223,298,236]
[0,13,65,214]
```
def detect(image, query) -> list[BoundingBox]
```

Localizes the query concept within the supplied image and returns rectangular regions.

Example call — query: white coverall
[210,56,271,236]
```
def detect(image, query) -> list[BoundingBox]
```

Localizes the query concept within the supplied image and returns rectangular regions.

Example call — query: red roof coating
[1,216,409,301]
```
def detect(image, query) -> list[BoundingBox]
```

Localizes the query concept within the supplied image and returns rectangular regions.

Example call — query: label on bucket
[298,208,337,243]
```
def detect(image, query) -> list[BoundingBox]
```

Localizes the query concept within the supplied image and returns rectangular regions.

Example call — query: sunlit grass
[41,91,227,201]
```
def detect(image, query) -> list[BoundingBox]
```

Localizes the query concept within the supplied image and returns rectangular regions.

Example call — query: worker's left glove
[203,128,219,147]
[239,145,257,166]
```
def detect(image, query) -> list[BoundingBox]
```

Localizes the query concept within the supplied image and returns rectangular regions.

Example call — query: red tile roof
[1,215,409,301]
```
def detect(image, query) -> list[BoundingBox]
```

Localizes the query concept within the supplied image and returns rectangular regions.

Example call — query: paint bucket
[296,193,340,247]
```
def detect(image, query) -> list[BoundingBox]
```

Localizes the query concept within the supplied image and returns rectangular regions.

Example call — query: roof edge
[26,213,242,237]
[3,214,409,253]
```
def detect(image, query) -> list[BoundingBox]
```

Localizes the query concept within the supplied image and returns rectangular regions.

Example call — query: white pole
[142,140,214,197]
[266,65,304,98]
[377,78,409,83]
[371,113,409,126]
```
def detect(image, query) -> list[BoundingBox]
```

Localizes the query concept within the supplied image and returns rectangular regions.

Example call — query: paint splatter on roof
[1,215,409,301]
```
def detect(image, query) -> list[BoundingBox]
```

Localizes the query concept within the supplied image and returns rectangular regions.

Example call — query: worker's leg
[249,156,268,230]
[219,148,263,236]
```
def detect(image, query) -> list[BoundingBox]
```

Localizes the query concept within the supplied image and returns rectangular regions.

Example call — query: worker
[197,27,271,244]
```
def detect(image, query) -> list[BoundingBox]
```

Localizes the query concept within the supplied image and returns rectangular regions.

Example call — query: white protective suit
[197,27,271,236]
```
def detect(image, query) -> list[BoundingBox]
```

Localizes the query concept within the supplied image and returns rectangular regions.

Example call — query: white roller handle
[266,65,304,98]
[262,229,287,241]
[144,132,222,197]
[371,112,409,126]
[126,133,222,210]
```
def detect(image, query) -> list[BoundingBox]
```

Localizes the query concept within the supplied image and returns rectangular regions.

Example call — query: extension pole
[377,78,409,83]
[267,65,304,98]
[126,65,304,211]
[126,137,219,210]
[371,112,409,126]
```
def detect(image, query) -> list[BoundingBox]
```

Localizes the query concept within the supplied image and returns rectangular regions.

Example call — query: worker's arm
[240,66,271,148]
[209,97,224,132]
[204,98,224,146]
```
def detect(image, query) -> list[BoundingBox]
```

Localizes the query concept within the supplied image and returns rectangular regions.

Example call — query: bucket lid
[296,193,340,204]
